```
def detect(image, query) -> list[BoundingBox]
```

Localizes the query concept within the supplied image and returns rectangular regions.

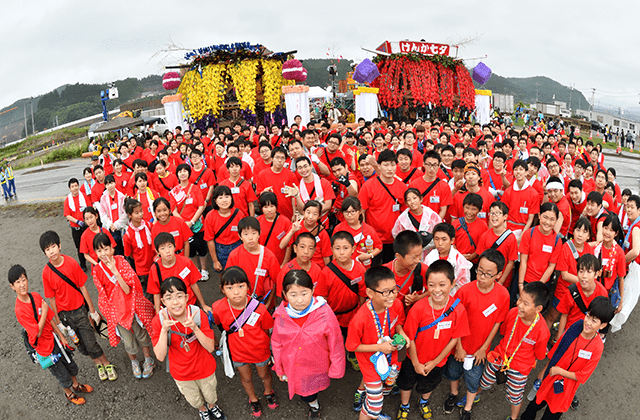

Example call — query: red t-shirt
[599,243,627,290]
[90,182,105,205]
[253,158,272,178]
[289,225,332,268]
[555,242,593,303]
[396,166,424,185]
[217,161,253,182]
[258,214,292,265]
[452,217,486,261]
[493,308,550,375]
[568,195,588,234]
[150,307,216,380]
[80,227,116,263]
[315,261,366,328]
[211,298,274,364]
[255,167,299,220]
[203,209,245,245]
[449,188,495,223]
[123,222,155,276]
[150,216,193,253]
[15,292,55,357]
[482,167,512,191]
[403,296,470,366]
[226,246,281,299]
[276,259,322,297]
[519,227,561,284]
[42,255,87,312]
[359,176,407,244]
[155,173,179,200]
[476,230,519,271]
[147,256,201,305]
[219,178,258,217]
[454,282,510,354]
[169,184,204,225]
[502,183,541,231]
[345,299,406,382]
[408,177,453,216]
[113,172,129,194]
[556,195,572,237]
[557,282,608,328]
[63,193,88,228]
[334,222,383,268]
[189,166,216,202]
[383,260,429,303]
[133,188,160,223]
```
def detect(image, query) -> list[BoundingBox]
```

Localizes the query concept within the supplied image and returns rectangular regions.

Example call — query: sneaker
[378,413,392,420]
[200,269,209,282]
[131,360,142,379]
[309,405,321,419]
[208,404,226,420]
[570,396,579,411]
[142,358,155,378]
[347,353,360,371]
[65,391,86,405]
[250,399,262,418]
[390,384,400,395]
[459,409,471,420]
[105,364,118,381]
[418,401,432,419]
[353,390,366,412]
[198,409,211,420]
[397,405,410,419]
[444,393,458,414]
[265,392,279,410]
[456,394,480,408]
[96,364,108,381]
[71,383,93,393]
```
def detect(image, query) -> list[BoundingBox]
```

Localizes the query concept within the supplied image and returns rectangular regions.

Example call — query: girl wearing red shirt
[79,207,116,266]
[333,196,382,268]
[257,192,292,266]
[210,267,277,417]
[204,185,245,272]
[133,173,159,223]
[596,214,626,312]
[151,197,192,256]
[280,201,332,268]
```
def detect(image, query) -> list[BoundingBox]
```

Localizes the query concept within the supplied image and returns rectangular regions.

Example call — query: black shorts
[396,357,443,395]
[189,229,208,258]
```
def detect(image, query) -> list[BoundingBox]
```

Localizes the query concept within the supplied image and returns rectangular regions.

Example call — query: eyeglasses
[370,287,399,297]
[476,269,497,279]
[424,163,439,168]
[163,293,187,302]
[343,210,359,215]
[488,212,503,217]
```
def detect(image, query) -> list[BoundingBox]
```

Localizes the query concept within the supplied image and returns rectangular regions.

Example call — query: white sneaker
[200,269,209,281]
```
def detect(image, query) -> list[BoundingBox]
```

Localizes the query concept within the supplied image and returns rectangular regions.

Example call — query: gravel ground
[0,203,638,420]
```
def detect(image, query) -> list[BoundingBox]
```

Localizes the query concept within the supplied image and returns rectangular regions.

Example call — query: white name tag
[602,258,609,265]
[254,268,267,277]
[277,231,286,240]
[200,183,208,189]
[523,337,536,345]
[231,225,238,232]
[392,204,400,212]
[437,320,452,330]
[390,316,398,329]
[478,212,486,219]
[231,187,240,194]
[353,232,364,243]
[578,349,592,360]
[542,245,553,253]
[186,198,193,205]
[280,187,288,194]
[122,181,127,186]
[351,276,363,285]
[429,196,440,204]
[246,312,260,327]
[111,203,118,210]
[483,303,497,317]
[315,236,320,243]
[520,206,528,214]
[170,230,180,237]
[179,267,190,279]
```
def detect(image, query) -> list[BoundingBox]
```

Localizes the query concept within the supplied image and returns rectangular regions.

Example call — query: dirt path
[0,203,638,419]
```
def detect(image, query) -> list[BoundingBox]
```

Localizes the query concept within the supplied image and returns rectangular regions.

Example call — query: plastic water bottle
[364,235,374,266]
[527,378,541,401]
[384,364,399,387]
[67,326,80,344]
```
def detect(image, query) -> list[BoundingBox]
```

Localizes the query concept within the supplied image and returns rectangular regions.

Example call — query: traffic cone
[589,131,593,140]
[616,144,621,154]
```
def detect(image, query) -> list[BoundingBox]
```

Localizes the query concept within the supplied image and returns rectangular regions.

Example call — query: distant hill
[472,73,589,110]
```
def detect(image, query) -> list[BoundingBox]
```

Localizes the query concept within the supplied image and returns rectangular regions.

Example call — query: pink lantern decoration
[472,62,492,85]
[353,58,380,84]
[162,72,181,90]
[282,59,307,82]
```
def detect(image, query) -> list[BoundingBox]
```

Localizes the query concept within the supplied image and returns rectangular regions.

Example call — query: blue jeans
[1,182,8,197]
[443,355,485,394]
[7,179,15,195]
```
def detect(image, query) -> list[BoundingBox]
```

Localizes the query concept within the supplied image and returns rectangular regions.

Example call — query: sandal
[65,392,86,405]
[71,383,94,393]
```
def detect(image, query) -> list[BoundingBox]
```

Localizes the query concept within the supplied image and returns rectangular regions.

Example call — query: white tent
[308,86,332,99]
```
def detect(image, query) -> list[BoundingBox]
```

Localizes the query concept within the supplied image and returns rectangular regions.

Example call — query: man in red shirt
[291,156,335,227]
[452,193,486,265]
[255,147,299,220]
[359,150,407,264]
[476,202,519,288]
[64,178,89,270]
[396,149,424,185]
[482,151,512,196]
[90,165,106,207]
[567,179,587,234]
[502,160,540,240]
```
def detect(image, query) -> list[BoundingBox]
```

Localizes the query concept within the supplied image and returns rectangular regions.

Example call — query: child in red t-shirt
[383,230,428,307]
[210,267,277,417]
[10,265,93,405]
[334,196,383,268]
[204,185,245,272]
[64,178,89,270]
[345,266,408,420]
[123,199,155,300]
[257,192,292,266]
[132,173,159,223]
[452,193,485,265]
[151,277,226,420]
[151,197,192,256]
[280,200,332,268]
[79,206,116,266]
[396,260,470,420]
[272,269,345,418]
[226,217,281,309]
[476,201,518,288]
[595,214,627,312]
[480,282,551,420]
[147,232,208,315]
[275,233,323,299]
[443,249,510,417]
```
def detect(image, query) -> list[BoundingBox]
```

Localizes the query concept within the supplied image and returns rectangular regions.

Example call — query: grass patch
[13,138,90,170]
[0,201,63,218]
[0,127,88,161]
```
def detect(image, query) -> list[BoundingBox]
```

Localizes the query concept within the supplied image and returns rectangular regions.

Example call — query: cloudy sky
[2,0,639,110]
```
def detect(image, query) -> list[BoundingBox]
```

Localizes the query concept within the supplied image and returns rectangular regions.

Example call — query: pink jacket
[271,301,345,399]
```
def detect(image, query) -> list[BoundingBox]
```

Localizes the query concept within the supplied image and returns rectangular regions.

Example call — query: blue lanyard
[624,217,640,251]
[368,301,390,339]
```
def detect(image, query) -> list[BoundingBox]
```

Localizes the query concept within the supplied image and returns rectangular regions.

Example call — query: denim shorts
[443,355,485,394]
[232,357,271,368]
[551,294,560,309]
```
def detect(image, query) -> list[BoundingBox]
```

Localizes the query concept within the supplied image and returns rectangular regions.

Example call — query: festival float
[171,42,295,130]
[362,40,477,122]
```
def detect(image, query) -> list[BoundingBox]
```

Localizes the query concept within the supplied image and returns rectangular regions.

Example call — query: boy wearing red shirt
[359,150,408,264]
[502,159,540,240]
[476,202,518,288]
[90,165,106,207]
[584,191,609,245]
[346,266,408,420]
[39,231,114,381]
[275,232,322,297]
[443,249,510,418]
[479,282,551,420]
[188,150,216,207]
[226,217,281,308]
[64,178,89,271]
[481,151,512,197]
[396,148,424,185]
[219,157,258,217]
[567,180,587,234]
[546,177,572,237]
[10,265,93,405]
[449,164,494,225]
[408,151,452,220]
[397,260,470,420]
[147,232,209,315]
[383,231,429,308]
[452,193,485,264]
[255,147,298,220]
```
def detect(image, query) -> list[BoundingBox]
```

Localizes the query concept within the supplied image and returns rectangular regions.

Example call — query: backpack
[158,305,201,373]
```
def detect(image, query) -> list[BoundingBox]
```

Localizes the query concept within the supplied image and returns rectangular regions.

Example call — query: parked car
[589,120,606,133]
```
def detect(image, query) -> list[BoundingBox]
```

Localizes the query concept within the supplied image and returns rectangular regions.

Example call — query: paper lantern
[162,72,181,90]
[353,58,380,84]
[282,59,306,82]
[472,62,492,85]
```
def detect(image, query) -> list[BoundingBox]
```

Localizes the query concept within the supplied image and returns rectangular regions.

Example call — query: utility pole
[23,102,28,138]
[590,88,595,120]
[30,97,35,135]
[568,83,573,112]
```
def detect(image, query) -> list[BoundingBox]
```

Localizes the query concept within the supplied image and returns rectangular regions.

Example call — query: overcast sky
[3,0,639,110]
